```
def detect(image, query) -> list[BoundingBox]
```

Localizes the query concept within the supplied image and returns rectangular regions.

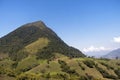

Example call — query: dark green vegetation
[83,60,95,68]
[0,57,120,80]
[0,21,85,61]
[0,21,120,80]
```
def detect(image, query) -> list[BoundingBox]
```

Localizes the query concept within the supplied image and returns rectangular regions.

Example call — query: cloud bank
[113,36,120,43]
[83,46,111,52]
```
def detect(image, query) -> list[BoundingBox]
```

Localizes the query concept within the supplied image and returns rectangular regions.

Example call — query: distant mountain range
[103,48,120,59]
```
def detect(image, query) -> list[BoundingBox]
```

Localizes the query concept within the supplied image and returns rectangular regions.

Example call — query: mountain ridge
[0,21,120,80]
[103,48,120,59]
[0,21,85,60]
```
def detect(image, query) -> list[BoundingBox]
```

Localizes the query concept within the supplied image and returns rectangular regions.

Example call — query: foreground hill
[103,48,120,59]
[0,56,120,80]
[0,21,85,61]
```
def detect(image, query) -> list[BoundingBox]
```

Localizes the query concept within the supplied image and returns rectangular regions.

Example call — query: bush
[83,60,95,68]
[114,68,120,78]
[0,66,16,77]
[12,61,18,68]
[16,56,39,73]
[58,60,78,76]
[85,73,95,80]
[99,58,110,61]
[36,47,55,60]
[100,62,114,70]
[79,76,88,80]
[0,66,5,74]
[95,65,117,79]
[17,73,40,80]
[78,62,85,70]
[5,68,16,77]
[9,50,29,61]
[116,62,120,66]
[50,73,70,79]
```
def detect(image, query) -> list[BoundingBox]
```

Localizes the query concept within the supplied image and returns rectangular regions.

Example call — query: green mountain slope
[0,21,85,60]
[1,21,120,80]
[0,56,120,80]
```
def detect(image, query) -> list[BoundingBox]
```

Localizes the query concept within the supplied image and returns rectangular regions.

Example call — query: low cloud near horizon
[83,46,111,53]
[113,36,120,43]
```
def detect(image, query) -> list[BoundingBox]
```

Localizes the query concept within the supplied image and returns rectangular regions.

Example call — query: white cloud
[113,36,120,43]
[83,46,111,52]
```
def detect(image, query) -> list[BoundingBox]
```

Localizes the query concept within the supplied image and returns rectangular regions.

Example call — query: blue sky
[0,0,120,56]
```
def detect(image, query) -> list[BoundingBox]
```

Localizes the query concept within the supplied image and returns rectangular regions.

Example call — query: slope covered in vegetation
[0,56,120,80]
[1,21,119,80]
[0,21,85,61]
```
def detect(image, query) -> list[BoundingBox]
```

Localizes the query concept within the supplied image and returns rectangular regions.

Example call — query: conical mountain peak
[0,21,85,61]
[24,21,47,29]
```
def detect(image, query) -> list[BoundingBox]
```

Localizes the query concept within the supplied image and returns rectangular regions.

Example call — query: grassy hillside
[0,21,85,61]
[25,37,49,54]
[0,56,120,80]
[0,21,119,80]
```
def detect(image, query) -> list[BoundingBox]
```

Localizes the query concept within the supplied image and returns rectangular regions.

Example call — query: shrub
[9,50,29,61]
[51,73,70,80]
[58,60,78,76]
[43,73,51,79]
[99,58,110,61]
[41,69,46,74]
[36,47,55,60]
[114,68,120,78]
[116,62,120,66]
[5,68,16,77]
[85,73,95,80]
[78,62,85,70]
[0,66,5,74]
[95,65,117,79]
[79,76,88,80]
[100,62,114,70]
[12,61,18,68]
[17,73,40,80]
[83,60,95,68]
[16,56,39,73]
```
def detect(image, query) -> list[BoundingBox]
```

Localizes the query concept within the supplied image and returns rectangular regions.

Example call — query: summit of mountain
[0,21,85,60]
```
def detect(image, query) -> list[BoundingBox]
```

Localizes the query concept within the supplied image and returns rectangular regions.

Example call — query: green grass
[0,59,14,67]
[25,37,49,54]
[0,75,15,80]
[16,55,39,73]
[50,58,119,79]
[28,60,61,74]
[1,56,120,80]
[0,53,8,60]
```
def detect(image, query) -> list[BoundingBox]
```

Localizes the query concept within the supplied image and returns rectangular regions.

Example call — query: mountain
[0,21,85,60]
[0,21,120,80]
[103,48,120,59]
